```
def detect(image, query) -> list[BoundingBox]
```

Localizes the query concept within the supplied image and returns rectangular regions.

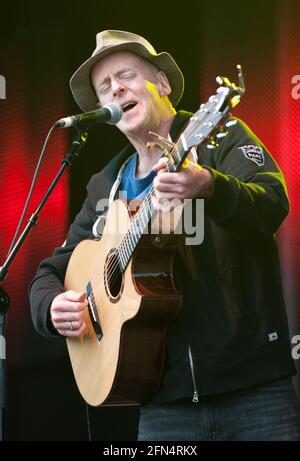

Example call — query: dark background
[0,0,299,440]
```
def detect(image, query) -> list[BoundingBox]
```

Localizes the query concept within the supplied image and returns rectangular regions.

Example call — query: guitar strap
[92,154,134,239]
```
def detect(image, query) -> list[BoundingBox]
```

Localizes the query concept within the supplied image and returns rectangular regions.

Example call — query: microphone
[54,102,123,128]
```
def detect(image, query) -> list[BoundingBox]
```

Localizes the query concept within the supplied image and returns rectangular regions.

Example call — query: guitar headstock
[182,65,245,151]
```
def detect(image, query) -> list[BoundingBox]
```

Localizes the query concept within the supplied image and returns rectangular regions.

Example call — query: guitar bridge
[86,281,103,342]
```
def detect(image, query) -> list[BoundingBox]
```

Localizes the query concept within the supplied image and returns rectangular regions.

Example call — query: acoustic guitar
[64,69,244,406]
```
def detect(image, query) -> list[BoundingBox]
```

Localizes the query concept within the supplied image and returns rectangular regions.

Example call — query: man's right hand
[50,290,87,337]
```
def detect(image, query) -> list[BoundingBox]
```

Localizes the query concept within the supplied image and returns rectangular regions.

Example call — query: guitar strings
[87,107,213,322]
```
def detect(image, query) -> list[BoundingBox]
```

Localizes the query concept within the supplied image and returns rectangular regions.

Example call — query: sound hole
[104,249,123,301]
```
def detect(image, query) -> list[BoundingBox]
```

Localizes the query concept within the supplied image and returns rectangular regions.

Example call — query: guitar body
[65,199,182,406]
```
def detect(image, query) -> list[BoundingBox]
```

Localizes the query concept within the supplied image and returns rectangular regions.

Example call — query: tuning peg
[225,119,237,128]
[207,137,219,149]
[216,65,245,99]
[216,130,229,139]
[216,76,232,87]
[216,76,224,85]
[236,64,245,95]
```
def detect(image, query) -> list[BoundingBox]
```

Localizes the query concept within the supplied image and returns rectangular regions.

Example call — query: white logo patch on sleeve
[238,145,265,166]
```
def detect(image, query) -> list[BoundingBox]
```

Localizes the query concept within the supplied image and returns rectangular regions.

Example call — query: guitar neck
[116,78,245,272]
[117,141,187,273]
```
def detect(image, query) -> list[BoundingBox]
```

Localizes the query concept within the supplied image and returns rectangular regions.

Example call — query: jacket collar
[104,110,193,180]
[169,110,192,141]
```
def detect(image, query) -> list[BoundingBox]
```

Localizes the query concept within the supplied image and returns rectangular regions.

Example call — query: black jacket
[29,111,296,403]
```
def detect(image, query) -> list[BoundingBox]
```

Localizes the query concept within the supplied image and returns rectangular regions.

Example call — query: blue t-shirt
[118,153,156,199]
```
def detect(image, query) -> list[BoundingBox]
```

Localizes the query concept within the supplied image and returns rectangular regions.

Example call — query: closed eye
[120,71,135,79]
[99,82,111,94]
[97,70,136,94]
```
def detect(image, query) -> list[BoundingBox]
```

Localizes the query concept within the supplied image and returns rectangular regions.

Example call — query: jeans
[138,378,300,441]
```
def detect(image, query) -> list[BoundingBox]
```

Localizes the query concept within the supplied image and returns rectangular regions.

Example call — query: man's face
[91,51,171,136]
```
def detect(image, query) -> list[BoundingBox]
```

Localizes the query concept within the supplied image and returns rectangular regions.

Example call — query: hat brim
[70,42,184,112]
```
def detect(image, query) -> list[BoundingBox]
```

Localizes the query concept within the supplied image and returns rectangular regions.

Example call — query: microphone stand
[0,127,88,441]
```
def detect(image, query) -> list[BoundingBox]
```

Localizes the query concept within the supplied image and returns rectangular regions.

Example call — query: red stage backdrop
[198,0,300,389]
[0,0,299,440]
[277,2,300,346]
[0,38,69,365]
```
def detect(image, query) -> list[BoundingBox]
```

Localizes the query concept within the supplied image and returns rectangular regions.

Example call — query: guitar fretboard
[117,141,185,273]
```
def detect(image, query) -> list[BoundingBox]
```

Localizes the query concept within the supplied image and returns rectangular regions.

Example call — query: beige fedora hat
[70,30,184,112]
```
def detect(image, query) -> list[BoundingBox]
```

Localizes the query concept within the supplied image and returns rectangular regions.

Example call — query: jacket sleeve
[29,193,98,340]
[202,118,289,237]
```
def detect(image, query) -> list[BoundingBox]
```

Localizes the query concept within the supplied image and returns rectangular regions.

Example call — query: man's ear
[96,101,101,108]
[157,71,171,97]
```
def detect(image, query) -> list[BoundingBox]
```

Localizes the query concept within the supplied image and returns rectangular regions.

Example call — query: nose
[111,78,125,98]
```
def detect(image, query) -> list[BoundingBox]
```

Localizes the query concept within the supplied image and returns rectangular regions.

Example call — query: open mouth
[122,101,138,113]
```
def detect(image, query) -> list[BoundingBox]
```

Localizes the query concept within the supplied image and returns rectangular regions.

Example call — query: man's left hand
[152,156,214,210]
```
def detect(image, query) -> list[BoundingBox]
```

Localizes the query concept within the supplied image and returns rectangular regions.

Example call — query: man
[29,30,300,440]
